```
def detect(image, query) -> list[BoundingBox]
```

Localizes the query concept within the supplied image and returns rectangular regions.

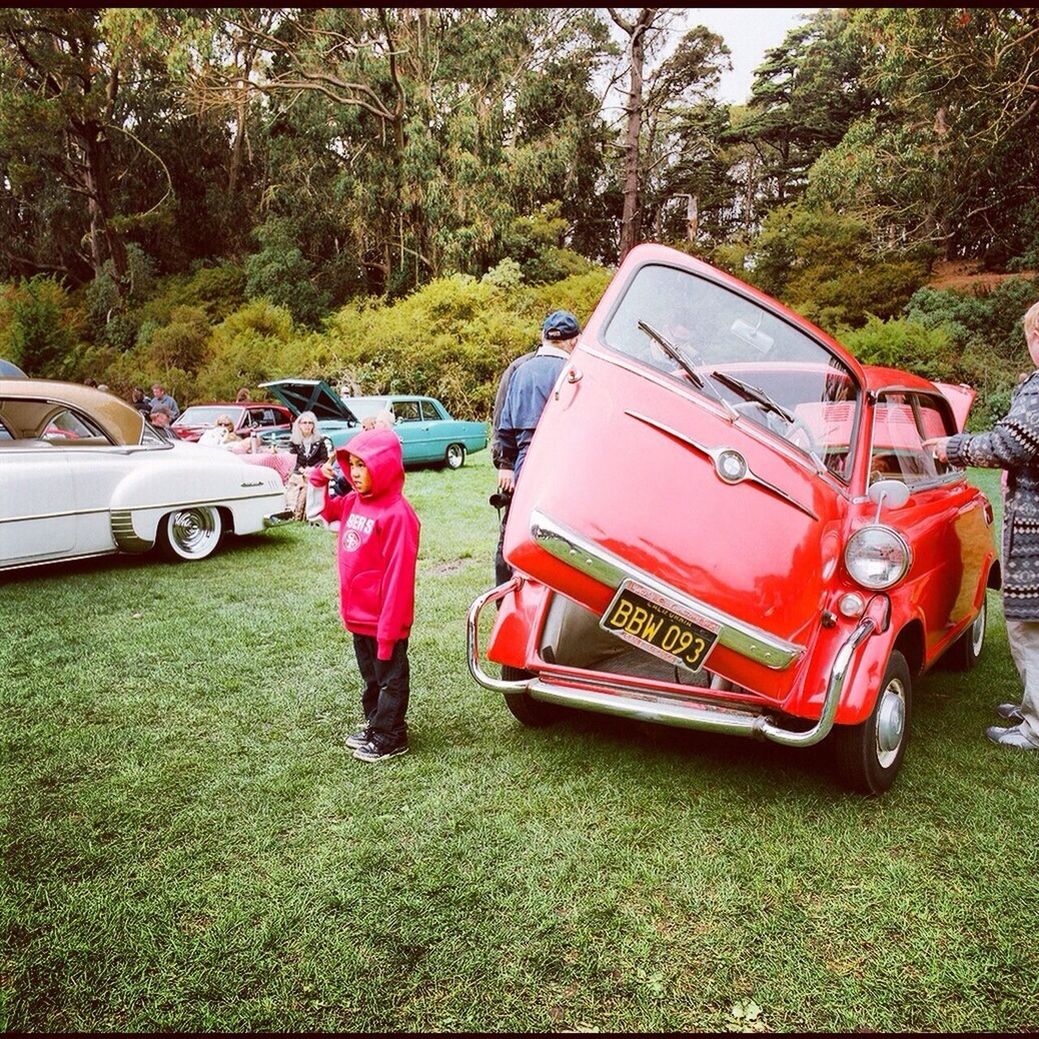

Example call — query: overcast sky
[672,8,819,104]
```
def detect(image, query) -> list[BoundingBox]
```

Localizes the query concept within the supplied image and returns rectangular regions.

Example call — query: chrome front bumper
[530,509,803,670]
[467,579,881,749]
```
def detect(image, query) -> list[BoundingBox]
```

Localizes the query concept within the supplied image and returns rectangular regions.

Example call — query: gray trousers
[1004,619,1039,746]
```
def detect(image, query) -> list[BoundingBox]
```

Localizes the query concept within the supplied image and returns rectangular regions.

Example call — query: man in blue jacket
[493,309,580,582]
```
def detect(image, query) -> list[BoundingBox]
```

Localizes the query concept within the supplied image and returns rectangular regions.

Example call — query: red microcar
[468,243,999,794]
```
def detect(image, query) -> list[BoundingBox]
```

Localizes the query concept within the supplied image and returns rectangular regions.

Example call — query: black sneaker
[353,736,409,762]
[345,725,372,750]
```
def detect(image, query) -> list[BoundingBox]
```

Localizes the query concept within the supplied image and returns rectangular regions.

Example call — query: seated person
[361,409,396,432]
[197,414,239,447]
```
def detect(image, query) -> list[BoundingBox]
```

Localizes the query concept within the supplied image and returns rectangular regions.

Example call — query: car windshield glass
[176,406,245,428]
[602,263,860,480]
[343,398,389,419]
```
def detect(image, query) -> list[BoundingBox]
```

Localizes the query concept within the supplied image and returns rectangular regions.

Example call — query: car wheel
[832,649,911,795]
[158,505,223,562]
[944,597,987,671]
[445,443,466,470]
[501,665,558,727]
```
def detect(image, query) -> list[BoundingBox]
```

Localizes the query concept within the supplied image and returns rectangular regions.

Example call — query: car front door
[391,399,430,463]
[869,391,990,652]
[0,442,76,564]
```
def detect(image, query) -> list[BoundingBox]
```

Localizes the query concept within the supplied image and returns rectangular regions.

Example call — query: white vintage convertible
[0,379,290,571]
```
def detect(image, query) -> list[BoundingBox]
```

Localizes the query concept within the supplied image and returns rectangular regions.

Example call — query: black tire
[832,649,911,795]
[445,443,466,470]
[157,505,223,561]
[501,665,559,727]
[944,597,987,672]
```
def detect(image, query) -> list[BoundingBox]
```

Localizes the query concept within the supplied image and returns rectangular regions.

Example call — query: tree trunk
[617,13,653,260]
[78,123,127,284]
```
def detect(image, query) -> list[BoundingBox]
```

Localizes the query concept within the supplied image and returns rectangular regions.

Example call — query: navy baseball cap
[542,309,581,341]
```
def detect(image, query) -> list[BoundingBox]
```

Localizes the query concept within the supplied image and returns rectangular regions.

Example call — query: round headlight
[844,526,911,589]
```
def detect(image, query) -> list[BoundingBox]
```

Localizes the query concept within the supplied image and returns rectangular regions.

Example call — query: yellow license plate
[600,580,719,673]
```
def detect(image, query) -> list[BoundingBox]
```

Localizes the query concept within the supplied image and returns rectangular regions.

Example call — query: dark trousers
[353,634,410,743]
[494,499,513,586]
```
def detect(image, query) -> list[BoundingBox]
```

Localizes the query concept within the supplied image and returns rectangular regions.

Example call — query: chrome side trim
[466,579,536,693]
[0,505,110,525]
[525,614,877,748]
[110,510,152,553]
[530,509,803,670]
[625,409,819,519]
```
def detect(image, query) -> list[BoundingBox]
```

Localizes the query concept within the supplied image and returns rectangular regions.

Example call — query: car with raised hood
[259,379,487,469]
[467,242,999,794]
[171,401,293,443]
[0,379,291,570]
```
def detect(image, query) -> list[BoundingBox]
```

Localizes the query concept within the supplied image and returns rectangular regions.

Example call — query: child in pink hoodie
[310,428,420,761]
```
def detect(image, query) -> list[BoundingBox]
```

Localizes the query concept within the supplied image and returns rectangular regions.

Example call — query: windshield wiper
[637,320,702,388]
[637,322,742,421]
[710,370,795,424]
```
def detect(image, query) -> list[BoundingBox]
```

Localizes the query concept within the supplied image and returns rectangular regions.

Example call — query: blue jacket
[496,346,568,479]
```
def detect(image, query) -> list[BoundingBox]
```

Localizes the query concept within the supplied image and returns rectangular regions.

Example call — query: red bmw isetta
[468,243,999,794]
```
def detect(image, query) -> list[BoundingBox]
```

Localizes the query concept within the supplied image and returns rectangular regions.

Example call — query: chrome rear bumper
[467,580,880,749]
[264,509,294,528]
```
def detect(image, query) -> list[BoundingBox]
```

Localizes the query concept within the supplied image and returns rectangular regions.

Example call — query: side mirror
[868,479,910,523]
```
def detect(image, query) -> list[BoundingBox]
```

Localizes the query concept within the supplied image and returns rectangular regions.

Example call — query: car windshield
[602,263,860,480]
[175,406,245,428]
[343,398,389,419]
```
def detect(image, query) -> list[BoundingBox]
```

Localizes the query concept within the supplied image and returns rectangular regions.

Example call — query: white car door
[0,441,76,564]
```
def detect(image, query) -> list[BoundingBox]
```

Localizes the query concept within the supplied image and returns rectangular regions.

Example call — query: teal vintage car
[259,379,487,469]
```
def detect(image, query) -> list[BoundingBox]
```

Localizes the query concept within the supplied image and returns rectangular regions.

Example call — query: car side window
[41,408,107,442]
[870,393,954,488]
[419,401,441,421]
[395,401,421,423]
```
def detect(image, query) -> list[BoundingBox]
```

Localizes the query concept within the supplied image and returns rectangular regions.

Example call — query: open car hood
[259,379,359,425]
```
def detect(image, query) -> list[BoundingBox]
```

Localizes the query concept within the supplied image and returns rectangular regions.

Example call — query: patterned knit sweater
[946,370,1039,619]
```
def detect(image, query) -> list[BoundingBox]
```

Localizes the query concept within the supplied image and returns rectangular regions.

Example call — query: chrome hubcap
[971,601,986,656]
[875,678,906,767]
[170,508,218,555]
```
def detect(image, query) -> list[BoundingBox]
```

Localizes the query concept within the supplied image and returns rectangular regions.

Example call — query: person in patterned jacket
[931,299,1039,751]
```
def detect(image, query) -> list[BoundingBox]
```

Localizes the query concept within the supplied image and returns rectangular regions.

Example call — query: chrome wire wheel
[160,506,223,561]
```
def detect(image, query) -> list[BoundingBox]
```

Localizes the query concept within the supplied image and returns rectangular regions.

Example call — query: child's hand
[320,459,337,481]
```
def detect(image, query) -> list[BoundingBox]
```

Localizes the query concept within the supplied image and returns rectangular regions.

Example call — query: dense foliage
[1,8,1038,419]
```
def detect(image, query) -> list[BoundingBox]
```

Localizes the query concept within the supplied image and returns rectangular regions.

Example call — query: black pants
[494,498,513,586]
[353,634,410,743]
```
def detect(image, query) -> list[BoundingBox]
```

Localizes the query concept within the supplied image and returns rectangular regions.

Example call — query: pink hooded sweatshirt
[309,429,420,659]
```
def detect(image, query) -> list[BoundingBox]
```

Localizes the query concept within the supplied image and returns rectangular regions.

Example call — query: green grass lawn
[2,457,1038,1032]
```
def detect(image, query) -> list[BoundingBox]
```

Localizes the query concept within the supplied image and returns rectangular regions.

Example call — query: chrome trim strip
[625,409,819,519]
[525,614,876,748]
[0,550,116,573]
[110,510,152,553]
[466,579,536,693]
[530,508,803,669]
[0,505,110,524]
[0,490,282,526]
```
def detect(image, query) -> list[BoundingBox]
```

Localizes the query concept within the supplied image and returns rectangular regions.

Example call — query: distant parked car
[0,379,290,570]
[260,379,487,469]
[0,359,26,378]
[172,401,293,443]
[467,242,999,795]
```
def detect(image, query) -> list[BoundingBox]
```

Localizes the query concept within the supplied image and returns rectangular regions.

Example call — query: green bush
[5,276,74,377]
[837,316,956,380]
[245,219,329,326]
